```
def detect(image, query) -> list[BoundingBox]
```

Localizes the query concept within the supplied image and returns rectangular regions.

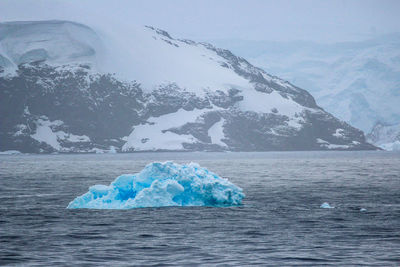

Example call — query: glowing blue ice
[67,161,244,209]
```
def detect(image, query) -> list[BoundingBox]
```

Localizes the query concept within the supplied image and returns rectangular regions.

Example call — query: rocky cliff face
[0,21,376,153]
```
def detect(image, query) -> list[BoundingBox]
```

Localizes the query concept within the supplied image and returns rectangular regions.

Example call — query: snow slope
[99,26,251,95]
[0,21,249,94]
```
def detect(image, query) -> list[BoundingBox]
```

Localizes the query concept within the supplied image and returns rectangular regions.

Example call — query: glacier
[67,162,244,209]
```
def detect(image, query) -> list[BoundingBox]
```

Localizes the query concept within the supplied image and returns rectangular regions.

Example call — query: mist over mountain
[0,20,376,153]
[211,35,400,150]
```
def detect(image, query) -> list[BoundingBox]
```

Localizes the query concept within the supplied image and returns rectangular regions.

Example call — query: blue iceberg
[67,161,244,209]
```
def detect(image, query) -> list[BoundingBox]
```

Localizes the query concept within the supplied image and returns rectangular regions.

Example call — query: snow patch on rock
[31,117,90,150]
[239,90,303,118]
[122,108,209,151]
[333,128,345,138]
[317,138,350,150]
[208,118,227,147]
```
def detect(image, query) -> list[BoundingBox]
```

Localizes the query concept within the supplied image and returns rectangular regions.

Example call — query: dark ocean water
[0,151,399,266]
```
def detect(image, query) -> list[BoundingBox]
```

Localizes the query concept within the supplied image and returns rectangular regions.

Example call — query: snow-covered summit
[0,20,295,96]
[100,24,252,94]
[0,20,248,93]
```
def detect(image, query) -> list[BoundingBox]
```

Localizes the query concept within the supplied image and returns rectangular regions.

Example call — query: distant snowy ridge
[0,20,376,153]
[211,36,400,149]
[367,122,400,151]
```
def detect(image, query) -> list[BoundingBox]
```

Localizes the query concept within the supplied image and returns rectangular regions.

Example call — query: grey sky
[1,0,400,43]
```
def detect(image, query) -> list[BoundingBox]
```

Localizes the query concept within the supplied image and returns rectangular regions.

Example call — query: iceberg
[67,161,244,209]
[320,202,334,209]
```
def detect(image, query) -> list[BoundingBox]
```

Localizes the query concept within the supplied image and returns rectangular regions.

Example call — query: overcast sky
[1,0,400,43]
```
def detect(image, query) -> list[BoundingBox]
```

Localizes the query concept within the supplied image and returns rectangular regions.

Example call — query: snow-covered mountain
[212,36,400,150]
[0,20,376,153]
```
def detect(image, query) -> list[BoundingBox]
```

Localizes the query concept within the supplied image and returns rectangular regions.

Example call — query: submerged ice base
[67,162,244,209]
